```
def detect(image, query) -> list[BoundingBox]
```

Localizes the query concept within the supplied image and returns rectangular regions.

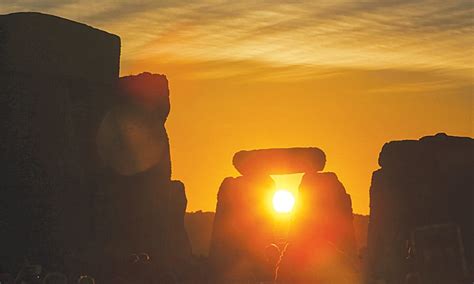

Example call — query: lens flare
[272,190,295,213]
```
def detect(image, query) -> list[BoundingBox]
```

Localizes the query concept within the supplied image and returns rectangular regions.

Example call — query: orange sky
[2,1,472,214]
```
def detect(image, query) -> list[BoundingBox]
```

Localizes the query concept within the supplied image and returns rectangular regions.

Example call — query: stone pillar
[209,175,276,282]
[0,12,120,270]
[367,133,473,283]
[277,172,358,283]
[96,72,193,273]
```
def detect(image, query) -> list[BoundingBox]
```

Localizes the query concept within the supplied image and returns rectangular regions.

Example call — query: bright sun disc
[272,190,295,213]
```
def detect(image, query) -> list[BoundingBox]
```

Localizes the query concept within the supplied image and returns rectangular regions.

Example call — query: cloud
[1,0,472,79]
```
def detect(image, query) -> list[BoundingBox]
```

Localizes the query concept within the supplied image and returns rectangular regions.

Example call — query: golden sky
[2,1,472,214]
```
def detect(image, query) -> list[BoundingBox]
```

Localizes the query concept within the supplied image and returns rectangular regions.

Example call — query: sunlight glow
[273,190,295,213]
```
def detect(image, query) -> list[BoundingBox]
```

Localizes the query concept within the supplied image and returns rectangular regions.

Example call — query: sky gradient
[2,1,472,214]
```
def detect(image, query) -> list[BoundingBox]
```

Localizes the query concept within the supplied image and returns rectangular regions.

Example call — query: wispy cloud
[1,0,473,78]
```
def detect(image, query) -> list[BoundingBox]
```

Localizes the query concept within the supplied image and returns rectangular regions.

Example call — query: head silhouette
[265,244,281,266]
[127,254,139,264]
[138,253,151,263]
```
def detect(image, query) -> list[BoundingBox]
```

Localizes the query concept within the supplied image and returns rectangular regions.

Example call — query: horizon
[1,1,472,215]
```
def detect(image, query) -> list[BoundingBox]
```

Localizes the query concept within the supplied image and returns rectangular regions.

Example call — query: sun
[272,190,295,213]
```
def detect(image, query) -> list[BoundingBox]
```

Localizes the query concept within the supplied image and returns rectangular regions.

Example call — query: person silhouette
[261,244,281,281]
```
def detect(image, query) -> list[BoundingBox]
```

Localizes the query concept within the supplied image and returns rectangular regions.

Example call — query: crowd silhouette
[0,243,309,283]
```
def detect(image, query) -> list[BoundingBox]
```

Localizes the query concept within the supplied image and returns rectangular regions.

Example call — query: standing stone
[367,133,473,283]
[97,72,171,177]
[295,172,356,254]
[277,172,358,283]
[209,175,276,282]
[0,13,193,280]
[0,12,120,271]
[96,73,192,276]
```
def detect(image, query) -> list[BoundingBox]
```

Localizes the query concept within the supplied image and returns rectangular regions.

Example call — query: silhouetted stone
[0,12,120,271]
[96,73,192,277]
[0,13,192,280]
[233,147,326,175]
[0,12,120,81]
[295,172,356,253]
[97,73,171,176]
[98,169,188,253]
[209,175,276,282]
[167,181,193,261]
[367,133,473,283]
[277,172,358,282]
[210,147,359,283]
[119,72,170,116]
